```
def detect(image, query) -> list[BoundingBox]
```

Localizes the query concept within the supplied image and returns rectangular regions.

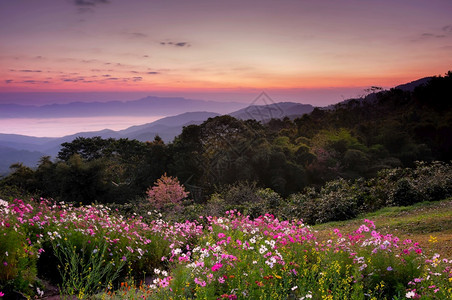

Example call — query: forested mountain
[1,72,451,204]
[0,104,313,174]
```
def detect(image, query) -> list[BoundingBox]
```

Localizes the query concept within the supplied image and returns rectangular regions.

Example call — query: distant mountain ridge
[229,102,314,121]
[0,96,246,118]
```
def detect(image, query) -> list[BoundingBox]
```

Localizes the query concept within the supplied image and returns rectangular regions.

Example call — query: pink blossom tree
[147,173,189,210]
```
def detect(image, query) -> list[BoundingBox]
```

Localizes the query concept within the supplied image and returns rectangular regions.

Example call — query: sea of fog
[0,116,164,138]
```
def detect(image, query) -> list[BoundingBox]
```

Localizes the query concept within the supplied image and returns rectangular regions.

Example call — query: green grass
[313,198,452,258]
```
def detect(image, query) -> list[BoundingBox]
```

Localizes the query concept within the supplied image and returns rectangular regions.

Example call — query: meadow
[1,196,451,299]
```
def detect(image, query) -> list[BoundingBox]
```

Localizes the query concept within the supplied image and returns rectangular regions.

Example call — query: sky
[0,0,451,136]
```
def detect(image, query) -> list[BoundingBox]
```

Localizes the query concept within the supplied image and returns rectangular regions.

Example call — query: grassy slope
[313,198,452,258]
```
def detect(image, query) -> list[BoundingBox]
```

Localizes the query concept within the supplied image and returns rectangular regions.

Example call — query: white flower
[259,245,268,254]
[162,270,168,277]
[265,260,274,268]
[300,292,313,299]
[291,286,298,291]
[154,268,161,275]
[406,291,416,298]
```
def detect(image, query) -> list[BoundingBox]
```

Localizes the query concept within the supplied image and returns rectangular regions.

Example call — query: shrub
[147,173,189,212]
[314,179,359,223]
[389,178,422,206]
[220,181,261,206]
[287,188,318,224]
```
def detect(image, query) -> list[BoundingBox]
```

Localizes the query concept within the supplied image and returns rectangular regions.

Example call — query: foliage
[146,173,189,212]
[288,161,452,224]
[50,235,127,298]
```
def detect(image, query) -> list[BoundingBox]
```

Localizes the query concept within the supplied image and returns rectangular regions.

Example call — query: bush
[384,161,452,206]
[314,179,359,223]
[287,188,318,224]
[411,161,452,202]
[147,173,189,212]
[220,181,261,206]
[389,178,422,206]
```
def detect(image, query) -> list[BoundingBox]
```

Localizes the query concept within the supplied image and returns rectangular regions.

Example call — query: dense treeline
[1,72,451,206]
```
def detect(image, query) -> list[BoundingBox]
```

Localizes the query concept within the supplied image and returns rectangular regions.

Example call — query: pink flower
[0,291,4,297]
[194,277,206,287]
[211,263,223,272]
[218,233,226,239]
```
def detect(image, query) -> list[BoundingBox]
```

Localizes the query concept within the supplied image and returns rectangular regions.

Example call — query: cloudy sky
[0,0,451,107]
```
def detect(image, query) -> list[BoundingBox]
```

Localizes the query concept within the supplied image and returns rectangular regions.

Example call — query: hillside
[315,199,452,258]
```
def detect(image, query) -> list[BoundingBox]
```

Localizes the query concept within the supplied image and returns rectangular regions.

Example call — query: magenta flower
[211,262,223,272]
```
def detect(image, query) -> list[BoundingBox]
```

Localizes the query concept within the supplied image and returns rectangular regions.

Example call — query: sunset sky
[1,0,451,105]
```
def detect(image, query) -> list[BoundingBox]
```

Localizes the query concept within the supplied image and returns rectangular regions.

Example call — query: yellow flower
[429,235,438,243]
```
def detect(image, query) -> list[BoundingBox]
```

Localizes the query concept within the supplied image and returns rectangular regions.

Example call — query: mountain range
[0,96,246,118]
[0,101,315,175]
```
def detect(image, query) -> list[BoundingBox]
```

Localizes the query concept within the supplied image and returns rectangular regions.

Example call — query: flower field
[1,198,451,299]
